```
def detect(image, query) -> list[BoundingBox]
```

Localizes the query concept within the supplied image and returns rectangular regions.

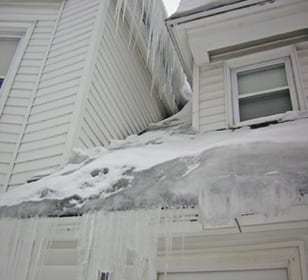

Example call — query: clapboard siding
[78,1,166,149]
[0,2,61,191]
[296,41,308,107]
[6,0,99,189]
[199,62,226,132]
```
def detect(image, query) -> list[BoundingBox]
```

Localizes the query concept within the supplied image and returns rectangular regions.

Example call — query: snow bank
[0,108,307,226]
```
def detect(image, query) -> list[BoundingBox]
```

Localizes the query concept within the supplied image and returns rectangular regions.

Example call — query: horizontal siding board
[45,48,87,68]
[0,152,13,163]
[200,121,226,132]
[199,105,225,118]
[9,89,33,99]
[34,89,77,107]
[0,132,19,143]
[0,123,22,134]
[40,61,84,82]
[200,97,225,110]
[15,144,64,163]
[23,123,69,143]
[0,142,16,153]
[28,104,74,124]
[12,154,63,174]
[200,113,226,126]
[31,95,76,114]
[2,105,28,116]
[25,114,71,134]
[43,54,86,74]
[19,134,67,153]
[6,97,30,107]
[38,70,82,90]
[0,163,9,174]
[36,79,79,97]
[0,114,25,124]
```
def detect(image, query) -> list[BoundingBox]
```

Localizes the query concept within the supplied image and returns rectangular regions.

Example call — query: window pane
[0,37,20,76]
[238,63,288,95]
[239,89,292,121]
[0,78,4,88]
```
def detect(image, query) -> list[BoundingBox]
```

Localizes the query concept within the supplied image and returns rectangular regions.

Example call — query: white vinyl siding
[78,0,167,148]
[6,0,100,189]
[296,41,308,107]
[197,41,308,133]
[0,2,62,191]
[199,62,226,132]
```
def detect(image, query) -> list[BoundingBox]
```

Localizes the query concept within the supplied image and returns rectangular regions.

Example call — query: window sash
[232,57,298,125]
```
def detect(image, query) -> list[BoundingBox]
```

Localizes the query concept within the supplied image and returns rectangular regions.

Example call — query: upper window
[0,36,20,90]
[231,57,298,125]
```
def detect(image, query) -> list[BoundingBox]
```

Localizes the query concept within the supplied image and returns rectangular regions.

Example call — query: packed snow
[0,104,307,225]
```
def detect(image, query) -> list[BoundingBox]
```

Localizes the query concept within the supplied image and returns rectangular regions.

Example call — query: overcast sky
[162,0,180,15]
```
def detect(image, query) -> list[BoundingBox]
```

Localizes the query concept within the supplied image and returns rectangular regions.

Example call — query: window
[0,36,20,91]
[231,57,298,125]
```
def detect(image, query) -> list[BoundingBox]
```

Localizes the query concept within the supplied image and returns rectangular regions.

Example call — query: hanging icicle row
[113,0,186,113]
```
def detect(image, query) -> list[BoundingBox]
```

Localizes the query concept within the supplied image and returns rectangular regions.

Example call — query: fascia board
[167,0,308,66]
[166,21,193,83]
[189,0,308,64]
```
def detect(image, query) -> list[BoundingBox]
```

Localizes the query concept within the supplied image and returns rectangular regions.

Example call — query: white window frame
[224,46,306,128]
[0,34,23,89]
[0,22,36,115]
[157,241,307,280]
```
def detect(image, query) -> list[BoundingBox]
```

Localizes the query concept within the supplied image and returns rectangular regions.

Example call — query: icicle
[78,209,161,280]
[113,0,187,112]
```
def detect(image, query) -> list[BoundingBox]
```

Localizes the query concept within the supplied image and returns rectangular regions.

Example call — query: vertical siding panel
[199,62,226,132]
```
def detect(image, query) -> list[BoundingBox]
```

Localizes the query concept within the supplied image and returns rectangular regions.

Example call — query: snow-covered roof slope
[171,0,244,18]
[0,105,307,225]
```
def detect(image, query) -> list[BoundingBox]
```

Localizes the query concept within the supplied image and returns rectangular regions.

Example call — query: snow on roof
[0,105,308,225]
[171,0,246,18]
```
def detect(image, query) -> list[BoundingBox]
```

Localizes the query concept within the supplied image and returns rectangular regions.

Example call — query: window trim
[231,57,298,126]
[0,35,23,90]
[157,241,306,280]
[0,21,36,116]
[224,46,306,128]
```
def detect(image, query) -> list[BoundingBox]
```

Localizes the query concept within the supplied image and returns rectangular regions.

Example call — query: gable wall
[0,2,62,191]
[7,0,100,189]
[198,41,308,133]
[77,0,167,149]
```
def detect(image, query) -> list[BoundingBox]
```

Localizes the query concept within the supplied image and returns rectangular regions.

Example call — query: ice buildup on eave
[113,0,188,112]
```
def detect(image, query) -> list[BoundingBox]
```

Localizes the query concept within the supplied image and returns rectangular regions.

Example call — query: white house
[0,1,307,280]
[166,0,308,132]
[0,0,186,192]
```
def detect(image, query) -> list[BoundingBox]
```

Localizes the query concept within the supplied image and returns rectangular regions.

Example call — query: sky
[162,0,181,15]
